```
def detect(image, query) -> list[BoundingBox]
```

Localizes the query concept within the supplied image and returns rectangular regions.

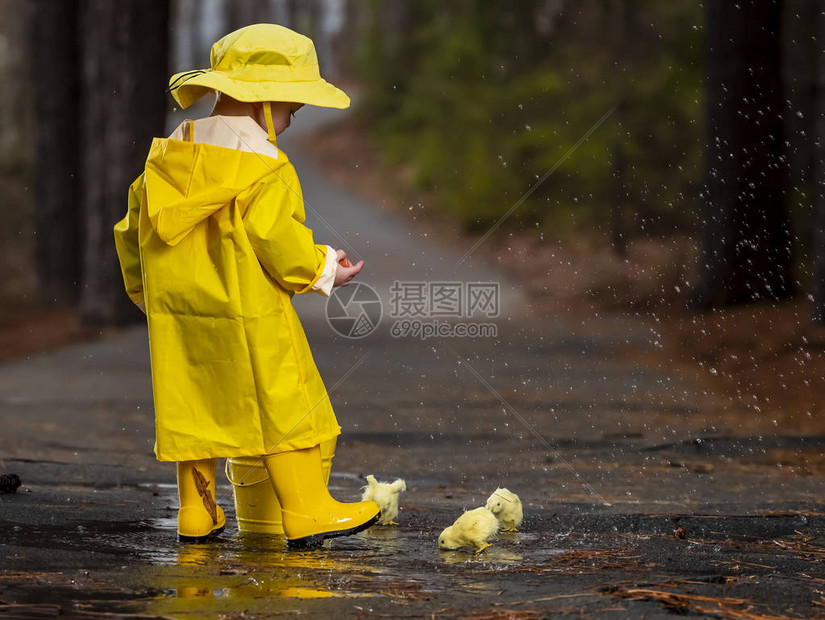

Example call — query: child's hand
[334,249,364,287]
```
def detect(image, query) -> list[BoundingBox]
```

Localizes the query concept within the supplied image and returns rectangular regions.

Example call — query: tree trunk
[29,0,82,305]
[78,0,170,326]
[225,0,272,33]
[608,0,631,257]
[334,0,362,80]
[689,0,792,310]
[812,1,825,323]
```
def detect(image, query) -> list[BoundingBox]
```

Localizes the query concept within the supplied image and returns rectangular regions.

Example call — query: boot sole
[178,525,225,544]
[287,513,380,550]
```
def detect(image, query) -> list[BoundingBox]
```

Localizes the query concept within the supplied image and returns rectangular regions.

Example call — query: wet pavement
[1,110,824,618]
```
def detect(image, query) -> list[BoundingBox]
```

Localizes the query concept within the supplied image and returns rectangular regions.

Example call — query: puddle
[3,501,824,617]
[130,507,538,611]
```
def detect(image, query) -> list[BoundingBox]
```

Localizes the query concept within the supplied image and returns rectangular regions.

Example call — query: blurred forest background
[0,0,823,338]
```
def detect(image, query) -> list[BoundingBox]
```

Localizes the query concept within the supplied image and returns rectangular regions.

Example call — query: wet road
[1,109,824,618]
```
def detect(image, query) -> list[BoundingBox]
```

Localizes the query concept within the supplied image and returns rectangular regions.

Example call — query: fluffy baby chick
[438,506,499,552]
[361,474,407,525]
[485,487,523,532]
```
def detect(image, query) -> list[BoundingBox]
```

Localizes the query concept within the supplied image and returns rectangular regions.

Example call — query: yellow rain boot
[320,436,337,486]
[264,444,379,548]
[177,458,226,542]
[228,438,338,535]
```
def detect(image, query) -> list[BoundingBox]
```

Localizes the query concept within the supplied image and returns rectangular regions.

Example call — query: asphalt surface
[1,109,823,618]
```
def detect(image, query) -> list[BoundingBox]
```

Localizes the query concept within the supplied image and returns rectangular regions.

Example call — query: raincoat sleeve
[311,246,337,296]
[113,174,145,306]
[241,175,329,295]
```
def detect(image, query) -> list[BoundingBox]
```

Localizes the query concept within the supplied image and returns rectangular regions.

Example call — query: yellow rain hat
[168,23,349,109]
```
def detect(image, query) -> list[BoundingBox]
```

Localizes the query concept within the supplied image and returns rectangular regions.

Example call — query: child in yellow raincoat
[114,24,380,548]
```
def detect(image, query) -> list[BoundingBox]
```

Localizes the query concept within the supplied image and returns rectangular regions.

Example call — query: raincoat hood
[144,135,281,246]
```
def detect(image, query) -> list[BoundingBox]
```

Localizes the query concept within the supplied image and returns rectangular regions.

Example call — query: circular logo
[325,282,382,339]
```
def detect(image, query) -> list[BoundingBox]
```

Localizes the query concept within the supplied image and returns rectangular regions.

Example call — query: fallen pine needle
[493,593,600,607]
[605,587,804,620]
[796,573,825,585]
[463,609,550,620]
[711,559,777,570]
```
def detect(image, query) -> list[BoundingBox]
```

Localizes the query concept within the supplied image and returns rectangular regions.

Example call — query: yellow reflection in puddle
[363,525,402,544]
[174,544,217,567]
[175,585,213,598]
[497,531,522,544]
[145,535,375,618]
[439,546,523,565]
[262,586,334,599]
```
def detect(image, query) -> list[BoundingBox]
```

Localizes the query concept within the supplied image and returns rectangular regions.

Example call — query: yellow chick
[361,474,407,525]
[438,506,499,552]
[485,487,523,532]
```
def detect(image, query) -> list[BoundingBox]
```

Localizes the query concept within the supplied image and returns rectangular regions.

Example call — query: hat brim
[170,70,350,110]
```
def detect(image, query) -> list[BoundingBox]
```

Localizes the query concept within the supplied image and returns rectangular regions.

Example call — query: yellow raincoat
[114,119,340,462]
